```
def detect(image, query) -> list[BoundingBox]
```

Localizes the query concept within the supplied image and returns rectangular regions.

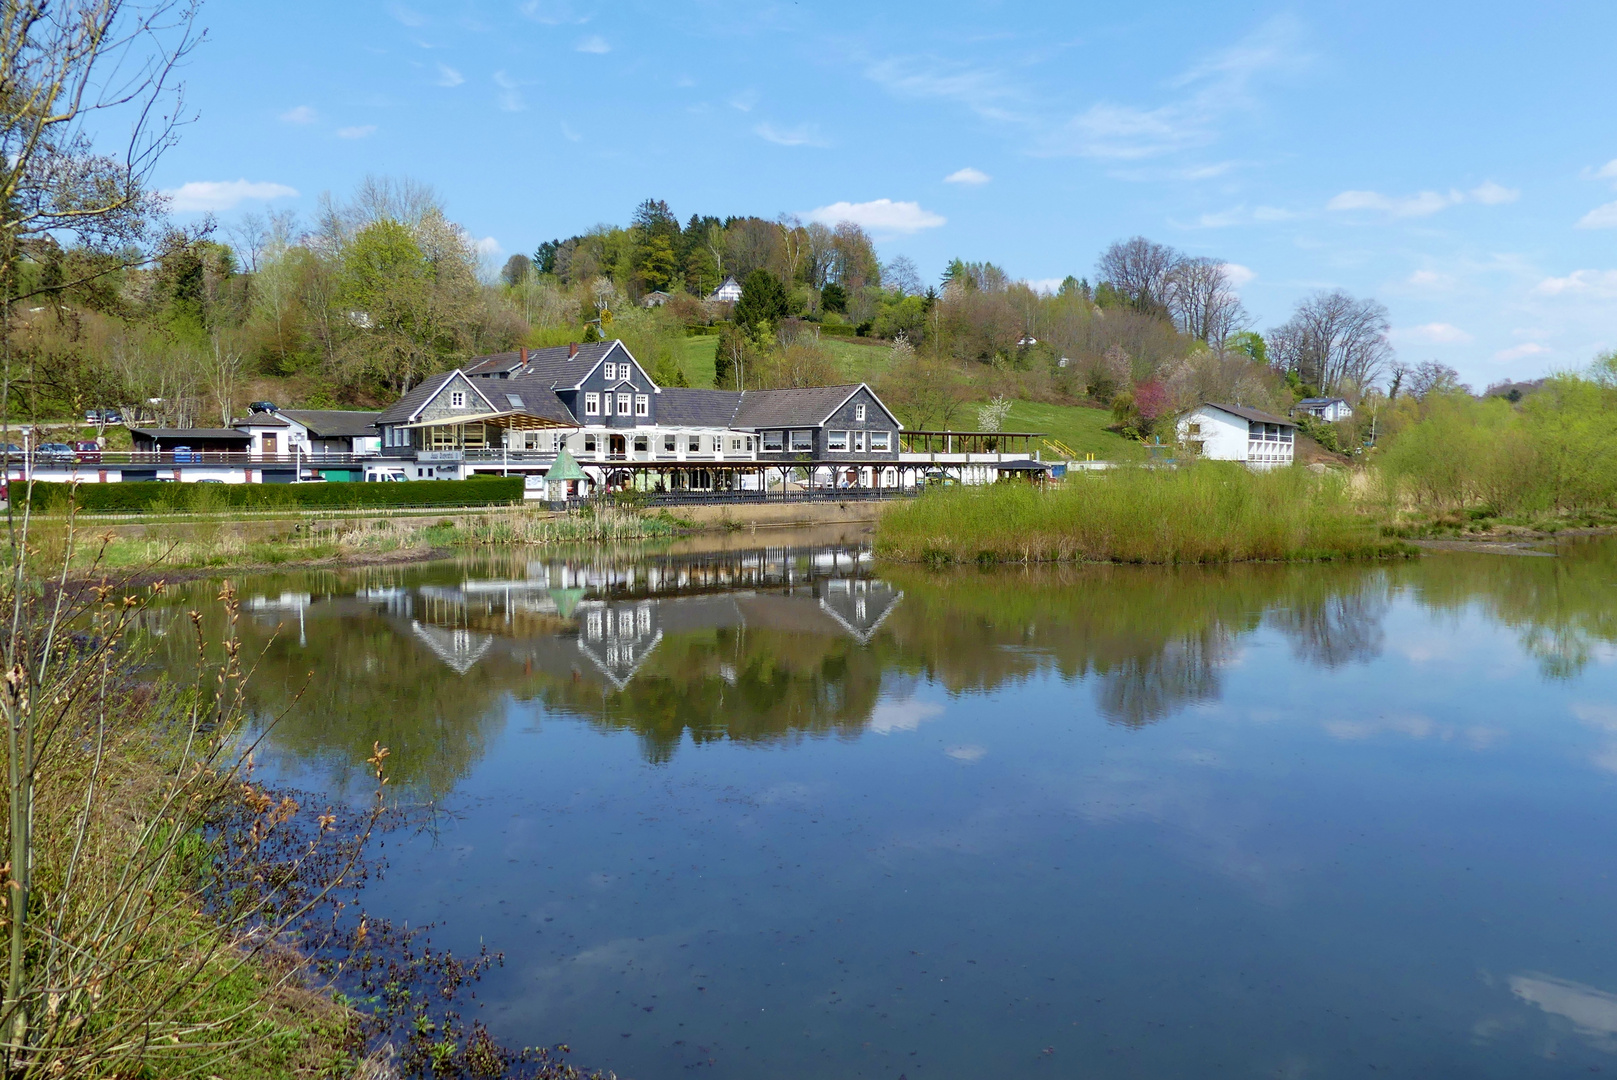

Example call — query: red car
[73,441,101,463]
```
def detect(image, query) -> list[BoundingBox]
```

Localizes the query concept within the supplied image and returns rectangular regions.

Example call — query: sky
[151,1,1617,390]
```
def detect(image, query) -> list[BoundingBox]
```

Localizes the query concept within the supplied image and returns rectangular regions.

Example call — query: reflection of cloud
[867,697,944,734]
[1322,714,1505,750]
[1510,973,1617,1036]
[944,744,985,762]
[1572,702,1617,730]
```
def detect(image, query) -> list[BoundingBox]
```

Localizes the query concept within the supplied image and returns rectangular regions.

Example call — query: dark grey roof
[657,388,742,427]
[489,378,582,426]
[732,385,864,429]
[1297,397,1348,406]
[996,459,1052,471]
[377,371,461,425]
[232,414,290,427]
[460,340,629,390]
[1200,402,1296,427]
[130,427,252,442]
[277,410,381,438]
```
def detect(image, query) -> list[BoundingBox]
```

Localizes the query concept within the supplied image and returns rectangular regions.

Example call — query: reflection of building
[576,601,662,689]
[817,579,903,644]
[409,621,495,675]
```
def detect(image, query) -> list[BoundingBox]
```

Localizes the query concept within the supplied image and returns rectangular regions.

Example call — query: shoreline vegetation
[875,466,1416,565]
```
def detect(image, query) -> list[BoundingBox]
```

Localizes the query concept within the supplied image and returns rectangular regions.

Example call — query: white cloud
[1024,278,1065,294]
[1533,269,1617,297]
[1407,269,1452,288]
[1510,973,1617,1036]
[1393,322,1473,345]
[861,55,1022,124]
[944,167,990,185]
[164,179,299,213]
[389,4,425,26]
[1494,342,1550,362]
[1221,262,1255,287]
[1192,204,1298,228]
[806,198,945,234]
[1470,180,1520,205]
[1328,182,1519,218]
[518,0,586,24]
[336,125,376,139]
[728,89,758,112]
[435,63,464,87]
[575,35,609,54]
[1597,159,1617,181]
[944,744,986,762]
[1577,200,1617,229]
[560,122,582,143]
[473,236,502,258]
[493,71,526,112]
[279,105,317,124]
[754,122,829,148]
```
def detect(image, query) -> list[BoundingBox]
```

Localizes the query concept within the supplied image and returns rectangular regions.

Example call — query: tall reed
[876,465,1404,565]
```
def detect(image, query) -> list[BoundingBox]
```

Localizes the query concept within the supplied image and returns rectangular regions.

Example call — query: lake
[144,532,1617,1078]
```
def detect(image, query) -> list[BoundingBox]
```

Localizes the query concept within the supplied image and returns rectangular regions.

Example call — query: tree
[1408,360,1467,400]
[500,253,532,287]
[829,222,881,290]
[732,268,789,342]
[1227,330,1268,366]
[713,325,752,390]
[1268,290,1393,396]
[883,255,923,297]
[878,335,970,430]
[1097,237,1181,316]
[1167,257,1247,347]
[821,281,848,314]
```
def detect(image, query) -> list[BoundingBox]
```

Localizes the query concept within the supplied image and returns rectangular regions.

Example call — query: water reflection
[141,535,1617,795]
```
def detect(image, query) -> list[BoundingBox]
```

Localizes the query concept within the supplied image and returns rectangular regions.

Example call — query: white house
[1295,397,1354,422]
[1176,402,1297,470]
[708,275,743,303]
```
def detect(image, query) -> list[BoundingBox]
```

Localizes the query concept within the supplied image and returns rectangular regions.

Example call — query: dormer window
[604,362,616,380]
[450,390,466,409]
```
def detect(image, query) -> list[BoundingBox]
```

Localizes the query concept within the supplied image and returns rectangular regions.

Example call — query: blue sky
[157,1,1617,389]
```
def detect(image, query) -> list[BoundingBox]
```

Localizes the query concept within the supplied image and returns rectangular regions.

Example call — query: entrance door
[609,434,627,460]
[262,433,278,458]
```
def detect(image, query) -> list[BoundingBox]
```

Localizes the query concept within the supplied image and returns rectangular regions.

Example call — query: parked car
[0,443,21,457]
[248,401,279,414]
[74,441,101,463]
[171,446,197,463]
[84,408,123,424]
[36,442,75,462]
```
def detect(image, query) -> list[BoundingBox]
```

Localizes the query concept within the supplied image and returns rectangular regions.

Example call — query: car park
[36,443,75,462]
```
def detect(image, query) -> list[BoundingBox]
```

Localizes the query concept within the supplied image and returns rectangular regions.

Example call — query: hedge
[819,323,856,337]
[17,477,525,513]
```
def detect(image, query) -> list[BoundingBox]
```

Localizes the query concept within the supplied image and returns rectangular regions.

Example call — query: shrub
[20,477,524,513]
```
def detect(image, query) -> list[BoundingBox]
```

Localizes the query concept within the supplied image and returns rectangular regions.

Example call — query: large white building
[1176,402,1297,469]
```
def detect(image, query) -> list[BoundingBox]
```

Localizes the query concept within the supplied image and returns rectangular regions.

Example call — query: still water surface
[145,534,1617,1077]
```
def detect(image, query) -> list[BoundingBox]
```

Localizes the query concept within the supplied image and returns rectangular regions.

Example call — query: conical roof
[544,447,587,482]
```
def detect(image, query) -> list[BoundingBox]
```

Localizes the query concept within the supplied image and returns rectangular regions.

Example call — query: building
[708,275,742,303]
[1294,397,1354,422]
[129,427,253,456]
[640,290,671,308]
[1176,403,1296,469]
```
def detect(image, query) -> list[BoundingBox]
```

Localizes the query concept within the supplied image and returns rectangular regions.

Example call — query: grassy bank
[876,465,1411,565]
[30,505,684,575]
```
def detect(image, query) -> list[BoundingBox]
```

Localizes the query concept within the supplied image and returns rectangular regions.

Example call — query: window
[585,393,600,416]
[505,393,524,409]
[854,430,866,453]
[450,390,466,408]
[790,429,812,452]
[730,437,742,452]
[762,430,784,451]
[663,434,676,452]
[827,430,849,452]
[1187,422,1202,436]
[617,393,632,416]
[602,394,612,416]
[584,434,598,453]
[869,431,891,451]
[634,435,648,453]
[855,403,866,421]
[688,435,701,453]
[552,433,563,452]
[603,362,616,380]
[635,394,649,417]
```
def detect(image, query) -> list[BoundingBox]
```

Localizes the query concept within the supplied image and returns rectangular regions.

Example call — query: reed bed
[876,465,1410,565]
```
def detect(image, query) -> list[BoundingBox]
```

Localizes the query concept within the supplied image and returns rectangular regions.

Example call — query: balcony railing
[7,451,376,467]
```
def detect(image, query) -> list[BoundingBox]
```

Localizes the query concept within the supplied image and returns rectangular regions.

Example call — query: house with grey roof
[1175,402,1297,469]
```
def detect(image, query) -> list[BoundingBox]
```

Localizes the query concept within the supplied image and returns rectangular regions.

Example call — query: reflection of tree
[1094,630,1232,728]
[1269,574,1390,668]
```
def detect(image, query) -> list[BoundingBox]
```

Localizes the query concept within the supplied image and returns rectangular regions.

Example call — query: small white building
[1177,402,1297,470]
[708,275,742,303]
[1295,397,1354,422]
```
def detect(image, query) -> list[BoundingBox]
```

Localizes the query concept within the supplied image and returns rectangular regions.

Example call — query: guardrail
[2,451,375,466]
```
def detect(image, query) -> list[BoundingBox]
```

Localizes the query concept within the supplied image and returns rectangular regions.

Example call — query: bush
[819,322,856,337]
[20,477,525,513]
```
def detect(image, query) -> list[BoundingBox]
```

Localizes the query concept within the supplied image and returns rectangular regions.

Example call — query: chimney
[519,346,528,365]
[568,342,579,359]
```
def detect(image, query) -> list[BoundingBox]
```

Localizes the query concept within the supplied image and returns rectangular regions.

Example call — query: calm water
[144,534,1617,1078]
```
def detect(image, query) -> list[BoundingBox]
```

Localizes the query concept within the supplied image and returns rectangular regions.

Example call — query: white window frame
[635,394,649,417]
[585,393,600,416]
[869,431,891,451]
[603,393,613,416]
[827,430,849,452]
[854,430,866,453]
[663,433,676,452]
[584,434,598,453]
[790,429,813,452]
[730,437,743,452]
[617,393,631,415]
[603,362,616,380]
[762,430,784,451]
[688,434,701,452]
[634,434,648,453]
[450,390,466,409]
[855,403,866,421]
